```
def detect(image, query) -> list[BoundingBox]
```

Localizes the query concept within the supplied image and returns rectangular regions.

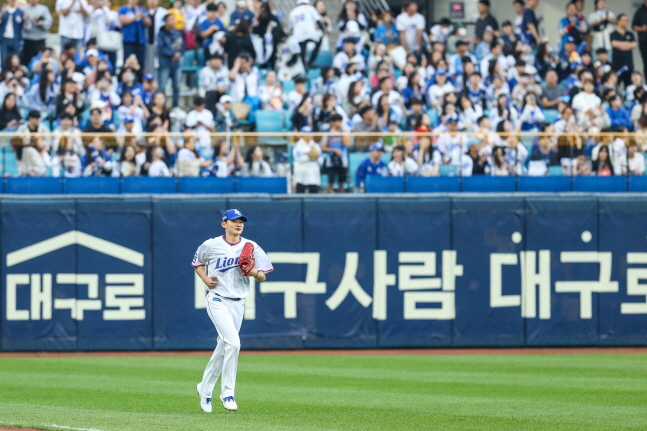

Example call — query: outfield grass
[0,353,645,430]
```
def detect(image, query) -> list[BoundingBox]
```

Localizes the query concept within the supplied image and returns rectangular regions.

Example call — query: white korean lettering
[622,253,647,314]
[103,274,145,320]
[326,252,372,311]
[521,250,551,319]
[30,274,52,320]
[263,252,326,318]
[54,274,102,321]
[6,274,29,320]
[490,254,521,308]
[373,250,396,320]
[554,252,618,319]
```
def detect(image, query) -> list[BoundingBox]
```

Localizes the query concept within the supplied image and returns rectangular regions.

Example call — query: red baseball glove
[239,242,255,276]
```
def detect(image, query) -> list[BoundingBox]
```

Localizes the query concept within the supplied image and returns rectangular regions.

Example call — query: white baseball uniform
[193,235,273,401]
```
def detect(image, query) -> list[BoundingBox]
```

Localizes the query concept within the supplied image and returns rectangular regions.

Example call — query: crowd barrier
[1,194,647,351]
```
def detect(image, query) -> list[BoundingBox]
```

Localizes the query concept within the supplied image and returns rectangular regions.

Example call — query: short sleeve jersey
[192,235,273,299]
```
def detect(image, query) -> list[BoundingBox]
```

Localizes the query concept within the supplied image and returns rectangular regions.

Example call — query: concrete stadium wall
[1,194,646,351]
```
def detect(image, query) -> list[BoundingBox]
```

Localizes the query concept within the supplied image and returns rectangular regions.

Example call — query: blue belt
[215,293,242,302]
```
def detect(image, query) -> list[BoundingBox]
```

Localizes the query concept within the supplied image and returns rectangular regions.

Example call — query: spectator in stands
[166,0,184,30]
[572,79,601,114]
[240,145,273,177]
[521,0,540,47]
[316,93,348,131]
[146,145,171,177]
[589,0,616,55]
[115,144,138,176]
[117,92,148,135]
[320,113,348,192]
[529,126,559,175]
[230,0,253,28]
[176,131,211,177]
[0,0,23,65]
[186,96,215,160]
[157,12,184,108]
[414,135,441,176]
[352,105,379,133]
[541,69,567,110]
[289,0,323,70]
[611,14,636,88]
[82,136,112,176]
[274,27,305,81]
[404,98,423,131]
[559,1,588,49]
[0,91,20,130]
[56,0,90,54]
[396,1,424,54]
[633,0,647,78]
[606,94,632,129]
[292,126,321,193]
[291,96,315,132]
[620,140,646,175]
[208,139,243,177]
[214,94,236,132]
[490,146,509,176]
[288,76,307,111]
[83,107,112,134]
[519,92,545,131]
[199,54,229,99]
[88,73,121,117]
[228,53,259,103]
[475,0,498,42]
[17,110,48,144]
[56,79,84,119]
[224,20,256,69]
[21,0,52,66]
[259,70,285,110]
[14,137,46,176]
[355,142,386,189]
[430,17,453,46]
[333,38,365,74]
[387,144,417,177]
[145,0,167,77]
[374,10,398,46]
[52,112,83,155]
[592,144,614,175]
[200,3,225,62]
[344,78,368,118]
[119,0,152,70]
[427,70,455,111]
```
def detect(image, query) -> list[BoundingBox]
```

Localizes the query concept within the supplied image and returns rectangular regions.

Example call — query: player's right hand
[204,276,218,289]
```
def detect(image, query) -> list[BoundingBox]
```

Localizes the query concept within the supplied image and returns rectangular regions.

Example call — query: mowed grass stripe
[0,354,645,430]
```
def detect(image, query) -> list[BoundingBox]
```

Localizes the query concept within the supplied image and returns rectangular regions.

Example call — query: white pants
[198,291,245,400]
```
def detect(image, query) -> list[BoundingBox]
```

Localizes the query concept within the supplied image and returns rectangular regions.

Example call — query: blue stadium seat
[284,109,293,131]
[182,51,199,73]
[281,79,295,94]
[255,110,286,144]
[405,177,460,192]
[572,176,627,192]
[548,165,563,176]
[236,177,287,193]
[314,50,332,67]
[366,176,404,193]
[439,164,457,176]
[462,176,516,192]
[179,177,235,193]
[308,68,321,82]
[544,109,560,123]
[517,176,571,192]
[122,177,177,193]
[64,177,120,194]
[4,177,63,194]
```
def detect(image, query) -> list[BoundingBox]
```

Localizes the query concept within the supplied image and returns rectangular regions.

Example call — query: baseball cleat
[197,384,212,413]
[222,396,238,411]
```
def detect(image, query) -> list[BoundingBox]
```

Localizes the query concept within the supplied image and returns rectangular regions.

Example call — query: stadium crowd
[3,0,647,191]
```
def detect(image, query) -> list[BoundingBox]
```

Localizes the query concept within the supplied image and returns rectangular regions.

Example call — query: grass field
[0,353,646,430]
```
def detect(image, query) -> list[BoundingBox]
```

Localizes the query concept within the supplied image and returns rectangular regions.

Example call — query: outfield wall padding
[2,195,647,351]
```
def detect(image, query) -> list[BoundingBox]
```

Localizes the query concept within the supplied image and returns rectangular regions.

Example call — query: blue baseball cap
[565,36,576,44]
[222,209,248,222]
[436,69,447,75]
[369,142,384,152]
[143,73,155,81]
[123,116,135,124]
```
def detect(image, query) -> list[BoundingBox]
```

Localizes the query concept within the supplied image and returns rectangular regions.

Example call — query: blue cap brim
[230,215,248,222]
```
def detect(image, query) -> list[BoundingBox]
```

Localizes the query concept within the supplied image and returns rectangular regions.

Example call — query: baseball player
[193,209,273,412]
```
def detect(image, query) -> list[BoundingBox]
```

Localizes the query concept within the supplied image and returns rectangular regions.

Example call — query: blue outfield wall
[1,194,647,351]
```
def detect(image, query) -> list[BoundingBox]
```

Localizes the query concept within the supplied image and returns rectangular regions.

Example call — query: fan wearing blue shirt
[521,0,540,46]
[119,0,152,71]
[230,0,254,29]
[356,142,388,190]
[606,94,632,130]
[200,3,225,61]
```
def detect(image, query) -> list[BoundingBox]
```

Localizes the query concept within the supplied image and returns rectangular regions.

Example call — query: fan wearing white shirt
[56,0,91,52]
[147,145,172,177]
[388,145,418,176]
[287,77,308,111]
[333,38,365,73]
[371,77,406,118]
[186,96,216,160]
[228,54,260,102]
[396,1,425,52]
[437,118,468,164]
[289,0,323,69]
[427,70,455,111]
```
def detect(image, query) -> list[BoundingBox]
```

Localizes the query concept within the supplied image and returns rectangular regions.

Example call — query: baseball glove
[239,242,255,276]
